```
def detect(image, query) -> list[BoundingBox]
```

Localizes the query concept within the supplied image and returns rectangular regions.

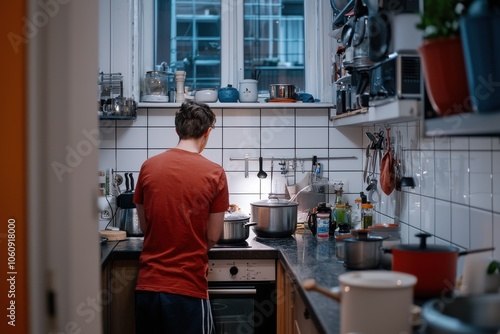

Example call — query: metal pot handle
[244,222,257,227]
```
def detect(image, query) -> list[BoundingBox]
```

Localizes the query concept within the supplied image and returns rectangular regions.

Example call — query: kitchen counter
[100,228,347,334]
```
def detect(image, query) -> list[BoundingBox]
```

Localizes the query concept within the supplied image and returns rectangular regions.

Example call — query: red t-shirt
[133,148,229,299]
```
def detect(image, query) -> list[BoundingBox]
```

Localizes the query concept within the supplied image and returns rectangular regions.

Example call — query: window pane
[156,0,221,90]
[244,0,305,94]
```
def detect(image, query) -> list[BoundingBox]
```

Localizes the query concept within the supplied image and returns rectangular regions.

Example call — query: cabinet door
[293,288,319,334]
[277,261,294,333]
[109,259,139,334]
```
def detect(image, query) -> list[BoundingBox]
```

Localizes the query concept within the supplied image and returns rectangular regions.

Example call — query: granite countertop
[101,227,345,334]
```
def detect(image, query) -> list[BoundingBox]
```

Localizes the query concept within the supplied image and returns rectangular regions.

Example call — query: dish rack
[98,72,137,119]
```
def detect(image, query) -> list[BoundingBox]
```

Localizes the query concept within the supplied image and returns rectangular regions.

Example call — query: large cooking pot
[303,271,417,334]
[344,230,384,269]
[218,213,256,244]
[386,233,494,298]
[421,294,500,334]
[269,84,297,100]
[250,197,298,237]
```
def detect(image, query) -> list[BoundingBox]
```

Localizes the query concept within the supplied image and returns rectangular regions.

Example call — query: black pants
[135,290,214,334]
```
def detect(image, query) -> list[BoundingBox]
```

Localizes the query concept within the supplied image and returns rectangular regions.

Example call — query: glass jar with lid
[142,71,169,102]
[361,203,374,229]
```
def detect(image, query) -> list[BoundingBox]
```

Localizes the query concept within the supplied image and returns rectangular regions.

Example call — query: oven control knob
[229,266,238,276]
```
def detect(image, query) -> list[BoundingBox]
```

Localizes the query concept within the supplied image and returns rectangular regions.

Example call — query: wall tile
[420,196,435,234]
[435,199,451,241]
[494,213,500,260]
[450,137,469,150]
[434,136,450,150]
[408,193,421,230]
[223,148,261,172]
[329,127,363,149]
[261,107,295,127]
[420,150,435,197]
[206,128,223,148]
[223,108,261,126]
[226,172,262,193]
[201,148,222,166]
[451,203,470,248]
[296,108,329,126]
[470,208,493,249]
[435,151,451,201]
[469,137,492,151]
[493,152,500,212]
[261,127,295,148]
[99,124,115,149]
[223,128,261,149]
[148,127,177,148]
[296,127,329,148]
[99,149,116,170]
[116,127,147,148]
[469,151,492,210]
[451,151,470,205]
[147,108,176,126]
[116,149,148,172]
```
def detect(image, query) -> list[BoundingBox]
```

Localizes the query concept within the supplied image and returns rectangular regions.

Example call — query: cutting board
[100,230,127,241]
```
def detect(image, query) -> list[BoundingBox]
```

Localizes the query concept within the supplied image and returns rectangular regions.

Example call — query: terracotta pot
[418,36,473,116]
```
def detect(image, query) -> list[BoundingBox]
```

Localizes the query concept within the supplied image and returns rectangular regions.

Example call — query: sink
[422,294,500,333]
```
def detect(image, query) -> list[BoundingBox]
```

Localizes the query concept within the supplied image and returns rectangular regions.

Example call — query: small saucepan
[218,213,256,244]
[343,230,385,270]
[384,233,495,298]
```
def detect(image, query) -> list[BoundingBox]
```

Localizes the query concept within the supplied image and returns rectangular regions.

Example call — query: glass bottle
[361,203,374,229]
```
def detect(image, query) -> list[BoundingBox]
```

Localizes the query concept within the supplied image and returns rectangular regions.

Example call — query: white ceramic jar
[334,271,417,334]
[239,79,258,102]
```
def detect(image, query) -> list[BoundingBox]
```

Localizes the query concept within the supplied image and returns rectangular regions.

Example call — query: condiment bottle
[316,212,330,240]
[361,203,374,229]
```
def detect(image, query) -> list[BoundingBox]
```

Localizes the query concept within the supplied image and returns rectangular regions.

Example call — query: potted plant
[416,0,474,117]
[460,0,500,113]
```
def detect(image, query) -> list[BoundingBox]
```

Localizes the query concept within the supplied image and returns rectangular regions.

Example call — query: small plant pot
[418,36,473,116]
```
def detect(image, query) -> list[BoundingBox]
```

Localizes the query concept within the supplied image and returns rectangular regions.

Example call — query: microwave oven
[369,51,421,105]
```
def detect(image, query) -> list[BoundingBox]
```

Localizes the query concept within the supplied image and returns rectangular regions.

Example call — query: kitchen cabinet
[277,261,319,334]
[423,109,500,136]
[102,259,139,334]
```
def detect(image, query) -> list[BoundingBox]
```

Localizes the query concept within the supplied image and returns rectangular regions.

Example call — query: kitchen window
[139,0,333,101]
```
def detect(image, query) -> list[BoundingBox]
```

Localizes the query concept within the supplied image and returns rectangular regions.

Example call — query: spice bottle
[316,212,330,239]
[361,203,374,229]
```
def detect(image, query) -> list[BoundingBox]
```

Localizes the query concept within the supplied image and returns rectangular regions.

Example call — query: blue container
[460,13,500,113]
[218,84,239,102]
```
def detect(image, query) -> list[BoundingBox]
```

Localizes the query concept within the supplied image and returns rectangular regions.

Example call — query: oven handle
[208,288,257,295]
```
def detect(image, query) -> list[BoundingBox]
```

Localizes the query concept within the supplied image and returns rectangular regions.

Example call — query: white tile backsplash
[100,106,500,260]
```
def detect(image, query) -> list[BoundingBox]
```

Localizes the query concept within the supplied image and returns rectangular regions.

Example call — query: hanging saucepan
[250,197,298,238]
[384,233,495,298]
[218,213,256,244]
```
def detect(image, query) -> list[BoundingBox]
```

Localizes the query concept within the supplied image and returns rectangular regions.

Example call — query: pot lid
[339,271,417,289]
[224,212,250,221]
[394,233,458,253]
[251,198,298,207]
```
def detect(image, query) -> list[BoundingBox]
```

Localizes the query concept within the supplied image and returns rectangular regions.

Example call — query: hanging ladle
[257,157,267,179]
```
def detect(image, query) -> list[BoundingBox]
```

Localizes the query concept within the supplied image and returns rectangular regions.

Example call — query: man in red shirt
[133,101,229,334]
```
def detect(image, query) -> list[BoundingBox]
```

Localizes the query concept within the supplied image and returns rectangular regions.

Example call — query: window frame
[135,0,334,102]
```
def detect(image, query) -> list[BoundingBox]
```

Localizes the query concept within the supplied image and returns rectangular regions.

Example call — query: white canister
[335,271,417,334]
[239,79,258,102]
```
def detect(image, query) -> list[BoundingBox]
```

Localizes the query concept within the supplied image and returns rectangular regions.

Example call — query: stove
[212,241,251,248]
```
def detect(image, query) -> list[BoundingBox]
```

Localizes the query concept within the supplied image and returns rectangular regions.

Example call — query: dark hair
[175,101,216,139]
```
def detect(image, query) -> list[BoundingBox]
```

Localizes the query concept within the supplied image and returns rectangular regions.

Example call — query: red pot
[391,233,459,298]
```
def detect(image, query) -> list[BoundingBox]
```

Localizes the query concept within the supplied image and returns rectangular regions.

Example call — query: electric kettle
[116,173,143,237]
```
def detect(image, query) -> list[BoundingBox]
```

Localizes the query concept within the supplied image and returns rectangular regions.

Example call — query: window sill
[138,102,334,109]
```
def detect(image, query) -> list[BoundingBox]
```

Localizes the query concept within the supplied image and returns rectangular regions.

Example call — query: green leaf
[487,260,500,275]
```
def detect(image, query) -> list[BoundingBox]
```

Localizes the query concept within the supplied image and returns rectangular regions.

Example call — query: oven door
[208,281,276,334]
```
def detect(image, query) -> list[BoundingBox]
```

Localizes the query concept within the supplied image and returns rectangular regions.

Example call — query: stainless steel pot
[421,294,500,333]
[269,84,297,100]
[250,197,298,238]
[218,214,256,244]
[344,231,384,269]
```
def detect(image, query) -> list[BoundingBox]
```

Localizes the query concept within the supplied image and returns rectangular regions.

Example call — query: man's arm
[206,212,225,249]
[135,204,147,234]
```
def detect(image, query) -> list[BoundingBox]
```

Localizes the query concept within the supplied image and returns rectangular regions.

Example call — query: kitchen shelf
[330,99,421,127]
[424,112,500,137]
[99,114,136,120]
